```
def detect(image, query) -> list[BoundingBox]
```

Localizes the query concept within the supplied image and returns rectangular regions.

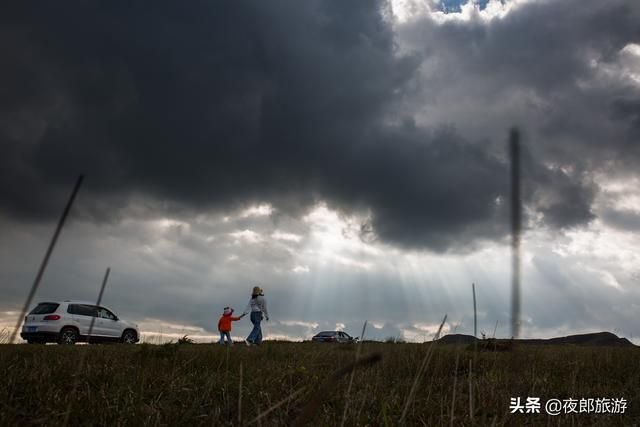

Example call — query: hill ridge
[436,331,636,347]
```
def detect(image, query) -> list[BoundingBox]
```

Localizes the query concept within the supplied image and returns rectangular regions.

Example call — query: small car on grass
[311,331,358,343]
[21,300,140,345]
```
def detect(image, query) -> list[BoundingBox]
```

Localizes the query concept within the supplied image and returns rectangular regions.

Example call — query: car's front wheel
[121,329,137,344]
[58,327,78,345]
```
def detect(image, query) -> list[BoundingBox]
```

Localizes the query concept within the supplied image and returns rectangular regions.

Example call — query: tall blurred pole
[10,175,84,343]
[472,283,477,339]
[509,129,521,339]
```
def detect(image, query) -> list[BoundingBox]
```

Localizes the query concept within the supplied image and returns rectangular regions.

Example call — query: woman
[242,286,269,345]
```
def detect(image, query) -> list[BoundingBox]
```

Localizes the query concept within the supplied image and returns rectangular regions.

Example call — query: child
[218,307,244,346]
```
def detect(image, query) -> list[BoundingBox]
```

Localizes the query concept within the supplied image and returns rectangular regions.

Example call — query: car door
[96,306,122,338]
[68,304,98,336]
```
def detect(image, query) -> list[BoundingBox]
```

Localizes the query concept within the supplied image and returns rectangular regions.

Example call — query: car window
[67,304,98,317]
[97,307,116,320]
[29,303,59,315]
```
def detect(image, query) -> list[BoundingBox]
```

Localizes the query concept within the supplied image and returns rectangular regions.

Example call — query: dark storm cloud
[0,0,637,251]
[395,0,640,232]
[520,144,597,229]
[600,208,640,232]
[0,1,412,214]
[611,97,640,137]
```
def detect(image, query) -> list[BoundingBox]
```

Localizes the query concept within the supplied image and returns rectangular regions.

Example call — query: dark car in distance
[311,331,358,343]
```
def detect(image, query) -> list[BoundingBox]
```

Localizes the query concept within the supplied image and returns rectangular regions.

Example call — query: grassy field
[1,341,638,426]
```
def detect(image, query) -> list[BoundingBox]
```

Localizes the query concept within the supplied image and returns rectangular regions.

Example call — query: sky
[1,0,639,343]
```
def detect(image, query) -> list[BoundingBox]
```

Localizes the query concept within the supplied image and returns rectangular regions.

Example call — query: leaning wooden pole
[10,175,84,343]
[509,129,521,339]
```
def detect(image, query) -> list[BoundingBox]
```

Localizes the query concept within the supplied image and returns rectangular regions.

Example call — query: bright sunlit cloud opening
[389,0,535,24]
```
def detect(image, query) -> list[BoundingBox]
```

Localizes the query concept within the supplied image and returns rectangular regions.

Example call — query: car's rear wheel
[58,327,78,345]
[121,329,137,344]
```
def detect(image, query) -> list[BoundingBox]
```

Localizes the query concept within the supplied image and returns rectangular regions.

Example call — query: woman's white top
[244,295,268,317]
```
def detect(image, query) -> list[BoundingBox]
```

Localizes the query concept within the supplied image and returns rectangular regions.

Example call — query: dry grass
[0,329,9,345]
[0,342,638,426]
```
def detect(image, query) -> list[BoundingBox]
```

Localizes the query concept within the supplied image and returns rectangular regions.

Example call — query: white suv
[20,301,140,345]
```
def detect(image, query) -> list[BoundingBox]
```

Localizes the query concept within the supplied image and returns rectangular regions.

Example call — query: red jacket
[218,313,241,332]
